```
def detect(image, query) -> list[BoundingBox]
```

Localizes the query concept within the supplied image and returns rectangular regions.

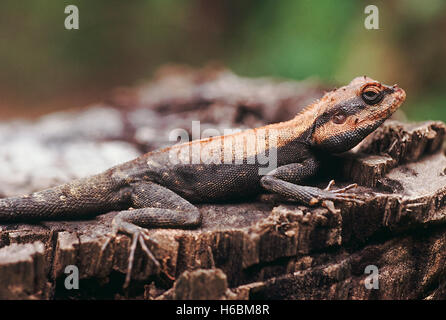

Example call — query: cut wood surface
[0,67,445,299]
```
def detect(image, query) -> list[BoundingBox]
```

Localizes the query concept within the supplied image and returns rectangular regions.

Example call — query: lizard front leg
[260,158,362,206]
[108,182,202,288]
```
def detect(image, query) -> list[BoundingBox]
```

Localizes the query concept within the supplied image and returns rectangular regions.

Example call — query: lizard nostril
[384,86,395,94]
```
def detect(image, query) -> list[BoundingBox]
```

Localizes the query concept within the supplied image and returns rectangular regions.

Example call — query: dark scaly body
[143,128,311,202]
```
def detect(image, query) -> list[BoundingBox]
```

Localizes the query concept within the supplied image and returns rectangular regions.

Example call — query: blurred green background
[0,0,445,120]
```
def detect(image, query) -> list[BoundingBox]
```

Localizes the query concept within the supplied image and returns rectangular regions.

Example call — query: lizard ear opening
[331,111,347,124]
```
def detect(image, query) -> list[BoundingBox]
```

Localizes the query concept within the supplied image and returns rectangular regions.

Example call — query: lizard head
[310,76,406,153]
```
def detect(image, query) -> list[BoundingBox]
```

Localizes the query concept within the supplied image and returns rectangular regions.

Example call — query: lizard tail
[0,174,131,222]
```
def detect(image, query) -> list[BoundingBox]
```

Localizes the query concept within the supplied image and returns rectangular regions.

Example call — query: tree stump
[0,67,445,299]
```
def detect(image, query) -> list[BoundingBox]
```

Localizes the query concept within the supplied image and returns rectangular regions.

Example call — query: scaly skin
[0,76,406,287]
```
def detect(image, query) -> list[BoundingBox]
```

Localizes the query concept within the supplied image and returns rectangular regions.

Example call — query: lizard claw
[332,183,358,194]
[324,180,336,191]
[111,216,161,289]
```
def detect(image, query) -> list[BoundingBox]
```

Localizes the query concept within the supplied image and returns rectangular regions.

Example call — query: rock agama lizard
[0,76,406,287]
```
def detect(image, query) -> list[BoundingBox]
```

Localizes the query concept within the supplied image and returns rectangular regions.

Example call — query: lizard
[0,76,406,288]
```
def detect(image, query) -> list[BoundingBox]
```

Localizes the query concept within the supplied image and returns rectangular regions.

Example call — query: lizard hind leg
[110,182,202,289]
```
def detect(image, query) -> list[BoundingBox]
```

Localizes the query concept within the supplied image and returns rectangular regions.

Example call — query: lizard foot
[110,217,161,289]
[124,227,160,289]
[308,184,364,206]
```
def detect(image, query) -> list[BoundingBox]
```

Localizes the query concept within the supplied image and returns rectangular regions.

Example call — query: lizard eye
[332,112,347,124]
[361,85,384,105]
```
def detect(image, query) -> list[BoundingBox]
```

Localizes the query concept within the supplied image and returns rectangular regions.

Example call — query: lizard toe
[331,183,358,194]
[123,228,161,289]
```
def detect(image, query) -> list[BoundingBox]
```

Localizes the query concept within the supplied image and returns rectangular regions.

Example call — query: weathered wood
[0,242,50,299]
[0,120,445,299]
[0,68,445,299]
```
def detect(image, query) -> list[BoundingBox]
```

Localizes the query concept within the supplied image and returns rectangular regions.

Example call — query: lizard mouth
[394,87,406,101]
[372,84,406,117]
